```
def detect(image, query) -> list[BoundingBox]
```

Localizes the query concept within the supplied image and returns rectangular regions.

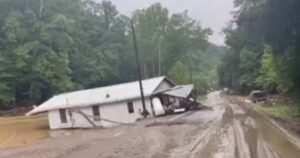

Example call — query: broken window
[59,109,67,123]
[127,102,134,114]
[92,105,100,121]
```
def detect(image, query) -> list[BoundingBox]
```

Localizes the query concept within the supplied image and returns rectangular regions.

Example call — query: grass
[255,103,300,119]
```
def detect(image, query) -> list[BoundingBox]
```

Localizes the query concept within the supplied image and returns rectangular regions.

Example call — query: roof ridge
[56,76,166,96]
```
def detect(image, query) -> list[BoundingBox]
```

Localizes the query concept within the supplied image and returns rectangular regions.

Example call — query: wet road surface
[1,91,300,158]
[182,92,300,158]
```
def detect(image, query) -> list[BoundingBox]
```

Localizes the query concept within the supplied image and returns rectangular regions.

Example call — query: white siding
[48,107,102,129]
[48,98,153,129]
[100,98,153,127]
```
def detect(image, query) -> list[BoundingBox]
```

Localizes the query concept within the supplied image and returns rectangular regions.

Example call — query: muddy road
[1,91,300,158]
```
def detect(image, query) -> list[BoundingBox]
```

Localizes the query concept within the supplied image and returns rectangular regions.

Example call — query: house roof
[163,84,194,98]
[27,76,169,115]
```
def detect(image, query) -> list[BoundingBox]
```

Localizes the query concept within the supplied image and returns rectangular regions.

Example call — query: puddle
[0,114,49,147]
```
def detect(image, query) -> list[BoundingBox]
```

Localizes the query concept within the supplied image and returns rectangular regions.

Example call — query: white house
[26,76,175,129]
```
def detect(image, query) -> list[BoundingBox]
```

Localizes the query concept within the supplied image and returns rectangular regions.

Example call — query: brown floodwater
[0,114,49,147]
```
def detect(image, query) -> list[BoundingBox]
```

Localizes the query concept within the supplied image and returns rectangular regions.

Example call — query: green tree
[0,56,15,104]
[255,46,281,92]
[167,61,189,84]
[193,75,209,95]
[0,0,220,107]
[238,48,261,91]
[224,0,300,93]
[133,5,211,78]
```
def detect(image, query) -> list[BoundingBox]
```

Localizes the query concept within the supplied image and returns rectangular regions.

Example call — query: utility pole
[39,0,44,18]
[188,61,192,83]
[130,20,147,118]
[158,35,163,76]
[187,54,193,83]
[158,42,161,76]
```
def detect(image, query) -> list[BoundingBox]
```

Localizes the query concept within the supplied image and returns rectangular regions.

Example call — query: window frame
[59,109,67,123]
[127,102,134,114]
[92,105,100,121]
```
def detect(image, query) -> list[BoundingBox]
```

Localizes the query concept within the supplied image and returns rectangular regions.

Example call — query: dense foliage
[0,0,223,107]
[218,0,300,94]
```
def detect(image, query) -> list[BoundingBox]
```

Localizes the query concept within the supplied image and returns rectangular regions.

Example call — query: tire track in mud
[233,119,251,158]
[229,103,257,158]
[228,101,285,158]
[187,93,287,158]
[226,98,298,158]
[188,104,236,158]
[257,140,281,158]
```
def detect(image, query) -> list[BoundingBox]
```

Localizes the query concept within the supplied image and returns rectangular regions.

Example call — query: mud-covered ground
[1,91,300,158]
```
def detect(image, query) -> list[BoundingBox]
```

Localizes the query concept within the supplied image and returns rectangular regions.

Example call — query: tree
[133,5,211,78]
[167,61,189,84]
[133,3,169,77]
[219,0,300,94]
[0,0,219,107]
[255,46,281,92]
[193,75,209,95]
[0,56,15,104]
[238,48,261,91]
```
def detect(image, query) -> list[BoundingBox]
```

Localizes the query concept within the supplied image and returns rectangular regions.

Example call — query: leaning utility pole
[158,44,161,76]
[130,20,147,118]
[187,54,193,83]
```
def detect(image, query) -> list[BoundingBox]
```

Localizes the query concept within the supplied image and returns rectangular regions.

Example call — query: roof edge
[26,95,152,116]
[152,76,176,93]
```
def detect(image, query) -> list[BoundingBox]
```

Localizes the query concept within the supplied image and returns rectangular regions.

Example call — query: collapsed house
[155,85,195,113]
[26,76,196,129]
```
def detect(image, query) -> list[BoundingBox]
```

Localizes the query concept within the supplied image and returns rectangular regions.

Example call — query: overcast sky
[96,0,234,45]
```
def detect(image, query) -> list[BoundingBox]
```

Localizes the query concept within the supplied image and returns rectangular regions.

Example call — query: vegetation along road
[1,91,300,158]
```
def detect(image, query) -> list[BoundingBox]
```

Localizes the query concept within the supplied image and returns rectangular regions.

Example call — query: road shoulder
[226,95,300,149]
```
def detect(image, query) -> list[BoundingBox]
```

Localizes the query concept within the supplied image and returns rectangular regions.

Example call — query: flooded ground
[186,92,300,158]
[1,91,300,158]
[0,114,49,147]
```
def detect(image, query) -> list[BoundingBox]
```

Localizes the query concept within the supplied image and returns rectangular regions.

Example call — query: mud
[1,91,300,158]
[145,120,186,127]
[0,114,48,147]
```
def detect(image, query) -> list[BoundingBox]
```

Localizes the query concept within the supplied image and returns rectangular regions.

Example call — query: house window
[59,109,67,123]
[92,105,100,121]
[127,102,134,114]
